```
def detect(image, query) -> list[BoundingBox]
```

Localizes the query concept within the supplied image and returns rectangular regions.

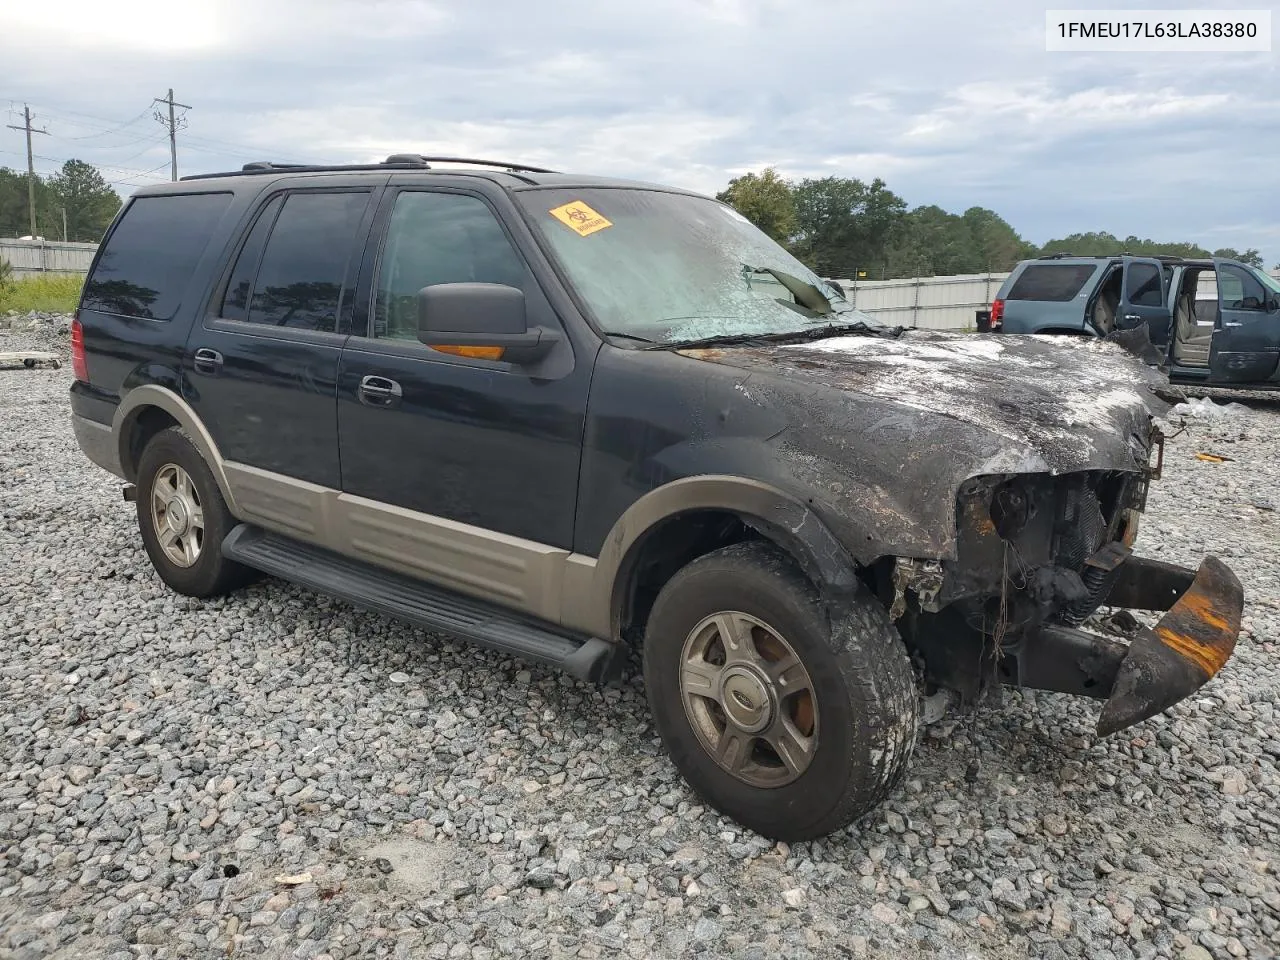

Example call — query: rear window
[82,192,231,320]
[1006,264,1097,302]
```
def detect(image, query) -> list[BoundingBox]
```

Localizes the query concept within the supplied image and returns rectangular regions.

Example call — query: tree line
[716,168,1271,279]
[0,160,122,243]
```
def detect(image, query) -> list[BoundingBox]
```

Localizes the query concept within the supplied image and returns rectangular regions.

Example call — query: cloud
[1,0,1277,262]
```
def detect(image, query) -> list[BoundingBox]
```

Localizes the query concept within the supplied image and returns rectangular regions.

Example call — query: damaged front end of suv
[681,329,1245,737]
[893,449,1243,735]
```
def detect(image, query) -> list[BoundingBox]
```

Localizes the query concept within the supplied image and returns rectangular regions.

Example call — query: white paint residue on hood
[792,333,1008,363]
[1063,385,1147,427]
[767,330,1157,464]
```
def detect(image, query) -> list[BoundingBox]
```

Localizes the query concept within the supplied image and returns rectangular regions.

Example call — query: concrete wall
[0,238,99,275]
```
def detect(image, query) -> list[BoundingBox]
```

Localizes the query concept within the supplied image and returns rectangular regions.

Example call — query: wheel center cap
[720,667,773,734]
[166,498,189,535]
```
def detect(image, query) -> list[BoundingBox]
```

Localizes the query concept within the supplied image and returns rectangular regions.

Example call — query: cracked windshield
[523,188,867,343]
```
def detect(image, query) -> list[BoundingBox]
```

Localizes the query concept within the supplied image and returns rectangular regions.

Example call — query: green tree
[46,160,121,242]
[715,168,796,243]
[961,207,1037,272]
[0,166,58,238]
[1211,247,1264,268]
[883,205,972,277]
[1038,232,1212,258]
[790,176,906,278]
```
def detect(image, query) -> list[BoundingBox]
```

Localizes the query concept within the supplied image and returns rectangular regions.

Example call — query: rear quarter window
[81,192,232,320]
[1006,264,1097,302]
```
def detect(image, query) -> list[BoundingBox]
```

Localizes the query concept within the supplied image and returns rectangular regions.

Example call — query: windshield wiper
[746,266,834,315]
[644,320,904,352]
[601,331,657,345]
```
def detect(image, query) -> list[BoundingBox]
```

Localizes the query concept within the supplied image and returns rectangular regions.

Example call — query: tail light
[990,298,1005,332]
[71,314,89,382]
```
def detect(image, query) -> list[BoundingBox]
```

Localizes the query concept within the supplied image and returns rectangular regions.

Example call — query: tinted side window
[244,191,370,332]
[1006,264,1097,302]
[1218,265,1267,310]
[220,195,283,321]
[82,193,231,320]
[373,192,528,340]
[1126,263,1163,306]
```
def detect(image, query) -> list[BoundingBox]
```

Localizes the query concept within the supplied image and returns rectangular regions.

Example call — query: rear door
[183,178,383,488]
[1117,258,1172,341]
[1209,258,1280,383]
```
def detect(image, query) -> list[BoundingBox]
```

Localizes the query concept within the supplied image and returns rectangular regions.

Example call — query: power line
[108,161,172,187]
[48,106,153,142]
[153,88,190,181]
[5,104,49,237]
[0,148,177,181]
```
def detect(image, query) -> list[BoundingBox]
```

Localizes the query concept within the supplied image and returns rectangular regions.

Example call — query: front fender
[564,475,859,639]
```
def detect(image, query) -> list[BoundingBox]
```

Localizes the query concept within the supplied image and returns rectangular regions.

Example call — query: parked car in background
[991,254,1280,390]
[69,156,1245,840]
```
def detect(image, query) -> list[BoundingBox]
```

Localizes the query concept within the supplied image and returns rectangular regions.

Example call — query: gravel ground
[2,317,1279,960]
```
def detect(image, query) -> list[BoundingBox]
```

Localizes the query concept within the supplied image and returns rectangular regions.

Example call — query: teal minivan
[992,254,1280,390]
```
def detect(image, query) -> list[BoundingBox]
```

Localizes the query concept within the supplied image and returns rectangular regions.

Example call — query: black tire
[643,541,917,841]
[135,427,251,598]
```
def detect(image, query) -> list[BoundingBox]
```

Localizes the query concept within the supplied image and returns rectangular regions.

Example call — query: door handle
[192,348,223,375]
[358,375,403,407]
[1122,314,1142,322]
[1223,322,1243,328]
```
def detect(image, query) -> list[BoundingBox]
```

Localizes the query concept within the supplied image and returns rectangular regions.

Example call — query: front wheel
[643,541,917,841]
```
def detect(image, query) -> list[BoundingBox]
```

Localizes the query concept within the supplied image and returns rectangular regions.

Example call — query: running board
[221,524,623,684]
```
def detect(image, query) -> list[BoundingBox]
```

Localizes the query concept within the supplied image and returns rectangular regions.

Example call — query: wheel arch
[576,476,860,641]
[113,385,237,511]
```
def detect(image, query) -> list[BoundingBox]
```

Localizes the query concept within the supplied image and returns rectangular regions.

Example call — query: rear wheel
[135,427,251,597]
[643,541,917,840]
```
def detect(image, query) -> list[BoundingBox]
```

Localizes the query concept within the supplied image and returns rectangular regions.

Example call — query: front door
[1209,259,1280,384]
[1117,257,1172,343]
[334,185,592,609]
[184,182,381,489]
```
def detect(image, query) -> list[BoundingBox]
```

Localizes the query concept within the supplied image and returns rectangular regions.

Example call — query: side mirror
[416,283,558,363]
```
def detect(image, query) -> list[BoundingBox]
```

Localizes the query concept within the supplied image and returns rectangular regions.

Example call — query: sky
[2,0,1277,265]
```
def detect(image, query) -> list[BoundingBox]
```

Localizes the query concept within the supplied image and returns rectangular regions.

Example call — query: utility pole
[61,208,68,242]
[153,88,191,181]
[6,105,49,238]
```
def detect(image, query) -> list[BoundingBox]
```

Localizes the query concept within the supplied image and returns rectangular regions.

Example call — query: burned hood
[680,330,1169,476]
[674,331,1170,563]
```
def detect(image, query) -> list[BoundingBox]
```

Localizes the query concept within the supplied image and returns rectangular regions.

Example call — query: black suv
[70,156,1244,840]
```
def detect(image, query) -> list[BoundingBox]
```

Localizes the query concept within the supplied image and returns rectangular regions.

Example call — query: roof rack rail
[383,154,558,173]
[1037,252,1078,259]
[181,155,558,182]
[240,161,310,172]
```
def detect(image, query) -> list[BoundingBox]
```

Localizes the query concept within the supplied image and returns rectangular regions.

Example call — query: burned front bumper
[1011,554,1243,736]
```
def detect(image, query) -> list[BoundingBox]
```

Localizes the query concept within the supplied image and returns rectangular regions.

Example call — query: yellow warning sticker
[549,200,613,237]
